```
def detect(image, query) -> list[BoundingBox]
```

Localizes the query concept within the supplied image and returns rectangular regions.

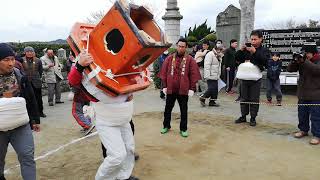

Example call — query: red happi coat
[159,53,201,95]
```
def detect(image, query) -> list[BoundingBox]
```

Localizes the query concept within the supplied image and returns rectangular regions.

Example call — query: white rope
[4,132,98,175]
[199,95,320,107]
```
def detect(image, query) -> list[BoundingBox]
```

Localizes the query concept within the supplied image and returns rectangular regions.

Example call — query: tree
[185,20,215,41]
[239,0,255,46]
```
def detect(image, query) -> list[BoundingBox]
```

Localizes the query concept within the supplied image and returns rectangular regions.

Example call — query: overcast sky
[1,0,319,42]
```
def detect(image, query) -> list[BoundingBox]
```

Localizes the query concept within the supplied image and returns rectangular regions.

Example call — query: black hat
[0,43,15,60]
[302,39,318,54]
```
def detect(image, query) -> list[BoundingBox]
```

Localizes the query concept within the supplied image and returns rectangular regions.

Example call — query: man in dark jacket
[0,43,40,180]
[224,39,238,93]
[287,39,320,145]
[22,46,46,117]
[159,38,201,137]
[234,30,269,126]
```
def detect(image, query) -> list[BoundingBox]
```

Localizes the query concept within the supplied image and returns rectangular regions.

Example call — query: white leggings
[95,121,135,180]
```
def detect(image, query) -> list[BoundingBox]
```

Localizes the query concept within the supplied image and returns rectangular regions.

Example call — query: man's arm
[189,57,201,91]
[41,58,50,71]
[252,48,269,67]
[224,49,232,68]
[21,76,40,129]
[68,52,93,87]
[287,61,299,72]
[159,56,170,88]
[38,60,43,77]
[301,60,320,75]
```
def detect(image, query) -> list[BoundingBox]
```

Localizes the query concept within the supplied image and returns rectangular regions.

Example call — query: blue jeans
[0,124,36,180]
[266,79,282,101]
[298,100,320,138]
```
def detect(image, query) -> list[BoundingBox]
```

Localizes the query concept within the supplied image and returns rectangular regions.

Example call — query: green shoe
[180,131,189,138]
[160,128,169,134]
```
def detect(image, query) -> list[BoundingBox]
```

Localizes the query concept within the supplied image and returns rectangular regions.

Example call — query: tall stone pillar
[162,0,183,45]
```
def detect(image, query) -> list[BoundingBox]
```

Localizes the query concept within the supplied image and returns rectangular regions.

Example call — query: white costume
[82,74,135,180]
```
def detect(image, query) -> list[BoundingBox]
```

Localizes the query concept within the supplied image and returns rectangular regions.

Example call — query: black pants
[240,80,261,118]
[203,80,218,100]
[31,84,43,114]
[102,120,135,158]
[226,68,236,92]
[163,94,189,131]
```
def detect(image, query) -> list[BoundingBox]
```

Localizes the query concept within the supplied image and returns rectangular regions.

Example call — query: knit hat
[302,39,318,54]
[0,43,15,60]
[24,46,35,53]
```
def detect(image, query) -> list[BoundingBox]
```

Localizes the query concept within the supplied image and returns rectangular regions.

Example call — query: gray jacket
[41,54,64,83]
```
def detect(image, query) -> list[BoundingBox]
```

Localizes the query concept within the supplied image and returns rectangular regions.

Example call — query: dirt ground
[4,88,319,180]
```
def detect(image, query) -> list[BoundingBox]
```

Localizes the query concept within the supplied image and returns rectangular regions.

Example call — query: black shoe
[235,116,246,124]
[0,175,6,180]
[134,153,140,161]
[49,102,54,106]
[209,100,220,107]
[126,176,139,180]
[40,113,47,118]
[56,101,64,104]
[84,125,95,136]
[199,97,206,107]
[250,118,256,127]
[277,100,282,106]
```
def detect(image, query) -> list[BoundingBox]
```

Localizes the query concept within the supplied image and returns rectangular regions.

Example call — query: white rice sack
[93,101,133,126]
[236,62,263,81]
[0,97,29,131]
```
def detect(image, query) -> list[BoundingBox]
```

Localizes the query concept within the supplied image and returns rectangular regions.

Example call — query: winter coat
[204,49,222,80]
[22,57,43,89]
[41,54,64,83]
[159,53,201,95]
[287,54,320,101]
[267,59,282,80]
[224,47,237,69]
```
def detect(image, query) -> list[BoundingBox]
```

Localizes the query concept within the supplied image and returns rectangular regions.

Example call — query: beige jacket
[204,49,222,80]
[41,55,64,83]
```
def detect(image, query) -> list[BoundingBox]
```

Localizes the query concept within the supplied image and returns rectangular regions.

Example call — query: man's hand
[246,46,256,54]
[163,88,167,95]
[241,45,247,51]
[32,124,40,132]
[48,63,54,68]
[126,94,133,102]
[188,90,194,97]
[78,51,94,67]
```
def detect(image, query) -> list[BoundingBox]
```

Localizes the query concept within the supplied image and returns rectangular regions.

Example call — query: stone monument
[162,0,183,44]
[216,4,241,47]
[57,48,67,60]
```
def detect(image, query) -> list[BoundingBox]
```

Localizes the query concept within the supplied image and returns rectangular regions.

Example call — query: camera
[245,42,252,47]
[292,51,305,62]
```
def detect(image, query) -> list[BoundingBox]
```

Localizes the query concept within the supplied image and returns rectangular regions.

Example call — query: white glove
[188,90,194,97]
[163,88,167,95]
